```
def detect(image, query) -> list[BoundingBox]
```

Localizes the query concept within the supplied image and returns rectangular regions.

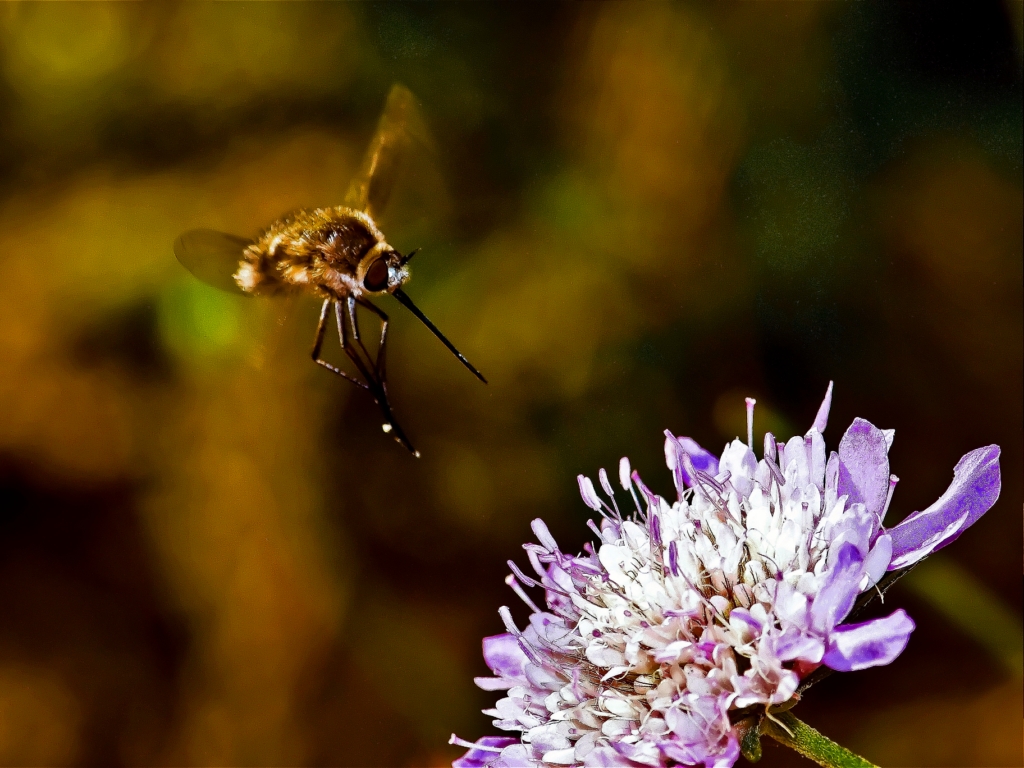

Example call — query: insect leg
[345,294,381,379]
[311,299,369,390]
[341,297,418,456]
[355,296,390,380]
[335,300,377,388]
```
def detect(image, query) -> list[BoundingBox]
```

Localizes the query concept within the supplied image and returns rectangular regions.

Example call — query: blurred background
[0,3,1020,766]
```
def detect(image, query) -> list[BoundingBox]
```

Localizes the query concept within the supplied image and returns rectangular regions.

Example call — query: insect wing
[174,228,253,295]
[344,84,434,221]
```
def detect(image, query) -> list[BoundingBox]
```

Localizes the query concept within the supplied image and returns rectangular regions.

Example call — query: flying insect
[174,85,486,456]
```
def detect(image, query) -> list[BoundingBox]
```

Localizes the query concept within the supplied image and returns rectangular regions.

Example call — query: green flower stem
[761,711,878,768]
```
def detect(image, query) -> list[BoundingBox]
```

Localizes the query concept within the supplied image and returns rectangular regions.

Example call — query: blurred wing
[174,229,252,295]
[344,84,434,221]
[245,293,300,371]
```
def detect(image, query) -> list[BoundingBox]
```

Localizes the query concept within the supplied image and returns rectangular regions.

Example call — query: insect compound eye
[363,258,390,292]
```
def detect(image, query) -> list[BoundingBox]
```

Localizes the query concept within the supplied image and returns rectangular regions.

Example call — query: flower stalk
[761,711,877,768]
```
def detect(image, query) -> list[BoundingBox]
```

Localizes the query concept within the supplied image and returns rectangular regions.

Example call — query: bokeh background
[0,3,1020,766]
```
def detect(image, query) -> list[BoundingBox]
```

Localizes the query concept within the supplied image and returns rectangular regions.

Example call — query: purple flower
[454,384,1001,767]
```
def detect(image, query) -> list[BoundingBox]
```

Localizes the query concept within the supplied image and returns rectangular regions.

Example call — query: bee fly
[174,85,486,456]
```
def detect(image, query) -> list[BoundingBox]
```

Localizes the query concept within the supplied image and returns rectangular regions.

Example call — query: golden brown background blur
[0,3,1020,767]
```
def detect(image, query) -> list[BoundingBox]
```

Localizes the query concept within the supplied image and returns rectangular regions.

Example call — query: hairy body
[235,207,410,301]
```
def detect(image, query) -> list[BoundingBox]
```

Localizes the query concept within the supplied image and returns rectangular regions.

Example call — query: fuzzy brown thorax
[233,206,408,299]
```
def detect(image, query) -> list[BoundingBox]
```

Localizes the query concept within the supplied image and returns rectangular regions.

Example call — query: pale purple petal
[782,434,810,485]
[861,534,892,589]
[661,705,740,768]
[719,439,757,497]
[822,609,915,672]
[611,740,663,767]
[709,739,740,768]
[524,661,562,691]
[811,542,863,633]
[679,437,720,475]
[532,730,571,754]
[826,503,876,556]
[583,745,625,767]
[667,435,720,487]
[890,510,970,571]
[482,634,528,681]
[888,445,1001,570]
[810,380,833,433]
[773,627,825,663]
[474,676,514,691]
[774,581,810,626]
[659,729,741,768]
[541,747,578,764]
[728,607,763,636]
[837,418,890,517]
[493,743,534,767]
[705,737,740,768]
[453,736,519,768]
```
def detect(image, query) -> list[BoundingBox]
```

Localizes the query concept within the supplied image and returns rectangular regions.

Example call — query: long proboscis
[392,288,487,384]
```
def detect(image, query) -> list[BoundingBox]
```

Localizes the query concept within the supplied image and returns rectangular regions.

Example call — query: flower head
[454,383,1001,768]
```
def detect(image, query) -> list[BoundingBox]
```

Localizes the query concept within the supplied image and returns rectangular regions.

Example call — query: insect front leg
[311,299,369,390]
[355,296,390,380]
